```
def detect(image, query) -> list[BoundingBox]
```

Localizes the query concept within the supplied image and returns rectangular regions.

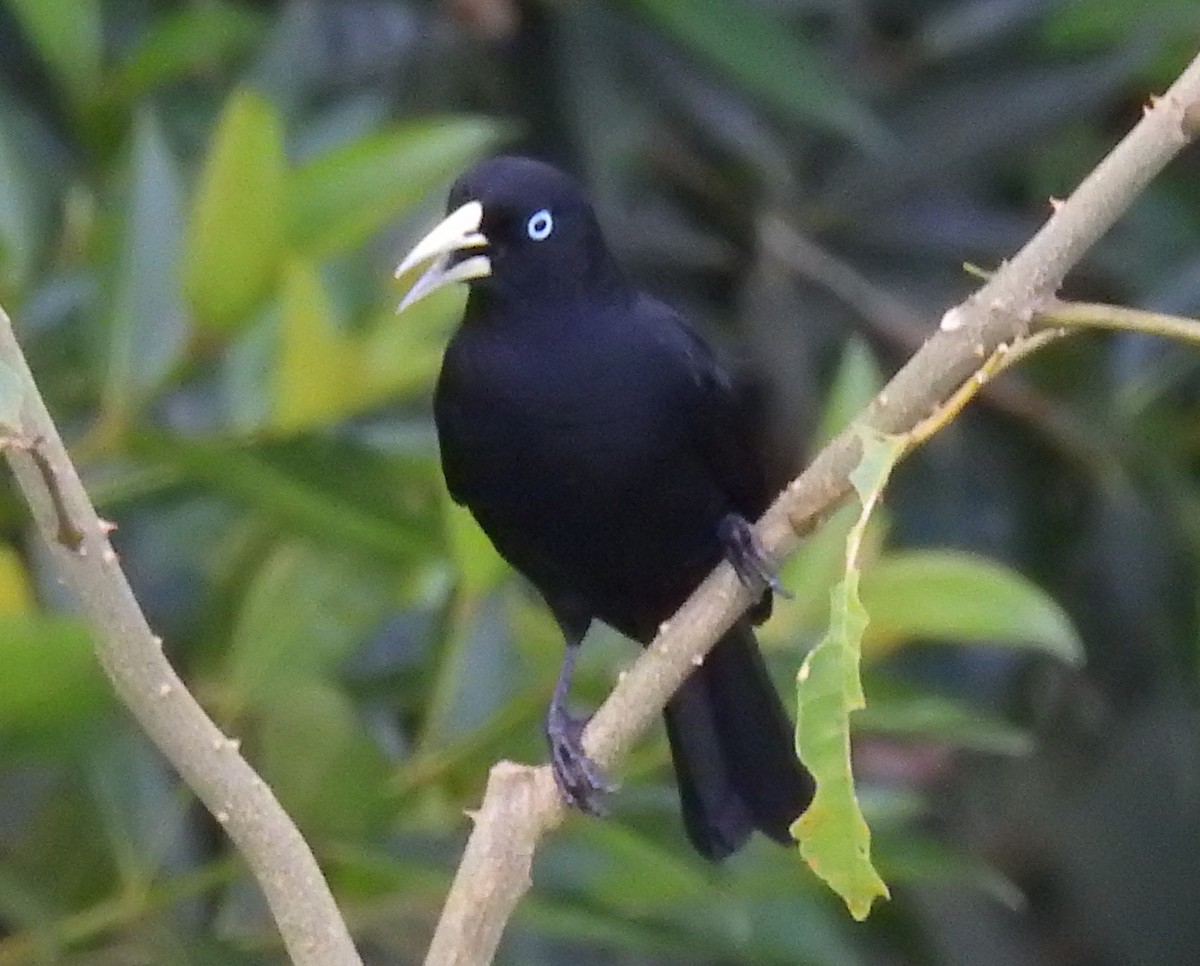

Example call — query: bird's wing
[639,296,773,519]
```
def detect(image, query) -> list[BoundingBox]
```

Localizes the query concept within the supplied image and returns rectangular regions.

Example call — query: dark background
[0,1,1198,963]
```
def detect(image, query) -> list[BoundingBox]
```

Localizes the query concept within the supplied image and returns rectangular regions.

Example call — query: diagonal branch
[423,49,1200,966]
[0,307,362,966]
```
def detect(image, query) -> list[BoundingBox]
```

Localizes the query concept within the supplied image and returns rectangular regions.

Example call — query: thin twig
[1036,299,1200,343]
[757,217,1111,471]
[423,49,1200,966]
[0,307,362,966]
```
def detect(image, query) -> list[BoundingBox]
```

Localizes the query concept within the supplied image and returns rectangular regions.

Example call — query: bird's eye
[526,209,553,241]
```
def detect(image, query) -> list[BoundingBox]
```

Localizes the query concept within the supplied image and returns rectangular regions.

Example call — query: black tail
[663,622,813,860]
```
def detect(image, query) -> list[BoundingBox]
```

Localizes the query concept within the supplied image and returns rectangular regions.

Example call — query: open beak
[394,200,491,312]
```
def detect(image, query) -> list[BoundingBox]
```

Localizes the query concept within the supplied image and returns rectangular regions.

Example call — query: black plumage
[396,156,813,859]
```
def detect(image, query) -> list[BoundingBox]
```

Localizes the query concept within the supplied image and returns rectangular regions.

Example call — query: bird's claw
[546,707,612,815]
[719,514,793,600]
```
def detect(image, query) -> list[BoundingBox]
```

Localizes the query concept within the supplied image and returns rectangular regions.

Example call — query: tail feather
[663,622,813,859]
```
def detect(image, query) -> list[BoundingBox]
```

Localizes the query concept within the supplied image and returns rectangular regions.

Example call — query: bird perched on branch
[395,156,812,859]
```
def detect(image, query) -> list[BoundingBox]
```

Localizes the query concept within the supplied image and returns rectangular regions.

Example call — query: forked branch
[423,49,1200,966]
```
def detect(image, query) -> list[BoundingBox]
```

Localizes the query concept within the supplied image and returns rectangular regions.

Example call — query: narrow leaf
[287,118,502,256]
[0,98,39,294]
[183,89,285,331]
[104,107,188,427]
[271,260,363,432]
[811,338,884,453]
[130,432,433,564]
[270,263,462,433]
[0,616,111,751]
[115,1,266,99]
[859,550,1083,665]
[222,540,392,710]
[4,0,101,104]
[794,427,901,919]
[443,494,507,597]
[627,0,888,148]
[857,685,1033,756]
[0,543,33,617]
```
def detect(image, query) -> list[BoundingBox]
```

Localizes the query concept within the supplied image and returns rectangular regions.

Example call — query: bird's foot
[546,705,612,815]
[719,513,793,599]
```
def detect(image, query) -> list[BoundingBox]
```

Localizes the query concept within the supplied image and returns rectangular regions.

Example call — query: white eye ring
[526,209,553,241]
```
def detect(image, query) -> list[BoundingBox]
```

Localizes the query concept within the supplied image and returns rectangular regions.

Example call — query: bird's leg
[718,513,793,599]
[545,638,613,815]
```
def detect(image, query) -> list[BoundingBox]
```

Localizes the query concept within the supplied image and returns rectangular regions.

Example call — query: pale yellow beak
[394,200,491,312]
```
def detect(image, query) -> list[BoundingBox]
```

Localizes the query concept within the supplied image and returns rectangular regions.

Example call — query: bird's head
[394,156,618,312]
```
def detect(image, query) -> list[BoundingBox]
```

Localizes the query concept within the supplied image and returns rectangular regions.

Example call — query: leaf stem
[1036,299,1200,344]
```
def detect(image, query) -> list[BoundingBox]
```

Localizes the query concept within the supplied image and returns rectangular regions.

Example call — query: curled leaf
[793,426,902,919]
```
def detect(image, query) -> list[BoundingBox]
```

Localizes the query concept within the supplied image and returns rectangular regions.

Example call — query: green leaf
[517,894,688,960]
[4,0,101,105]
[874,834,1026,910]
[0,98,39,295]
[361,285,464,399]
[131,432,434,564]
[183,89,285,331]
[443,492,507,597]
[416,587,522,750]
[115,1,266,99]
[794,571,887,920]
[857,684,1033,756]
[570,823,711,913]
[270,260,363,432]
[221,540,392,710]
[859,550,1084,665]
[269,262,462,433]
[0,616,111,754]
[627,0,888,148]
[256,680,392,835]
[103,107,188,428]
[1041,0,1199,86]
[793,427,901,920]
[811,338,884,453]
[0,542,34,616]
[85,731,189,890]
[287,117,502,256]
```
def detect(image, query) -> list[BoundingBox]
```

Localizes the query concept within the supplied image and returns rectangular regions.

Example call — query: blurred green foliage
[0,1,1197,964]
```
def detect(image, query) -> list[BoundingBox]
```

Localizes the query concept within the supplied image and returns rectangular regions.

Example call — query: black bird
[395,156,813,859]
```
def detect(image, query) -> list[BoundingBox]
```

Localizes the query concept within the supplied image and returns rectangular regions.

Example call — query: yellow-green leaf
[860,550,1083,664]
[287,117,502,257]
[271,260,362,432]
[0,616,110,739]
[5,0,101,105]
[793,571,887,920]
[270,262,463,433]
[0,543,33,616]
[811,338,884,454]
[115,2,266,99]
[442,492,507,597]
[794,427,901,919]
[362,285,464,399]
[183,89,285,331]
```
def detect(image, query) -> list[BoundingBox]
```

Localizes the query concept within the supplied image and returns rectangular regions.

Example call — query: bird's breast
[439,321,672,445]
[434,322,726,618]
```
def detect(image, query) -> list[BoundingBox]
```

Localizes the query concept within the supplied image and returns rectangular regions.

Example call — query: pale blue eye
[526,209,553,241]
